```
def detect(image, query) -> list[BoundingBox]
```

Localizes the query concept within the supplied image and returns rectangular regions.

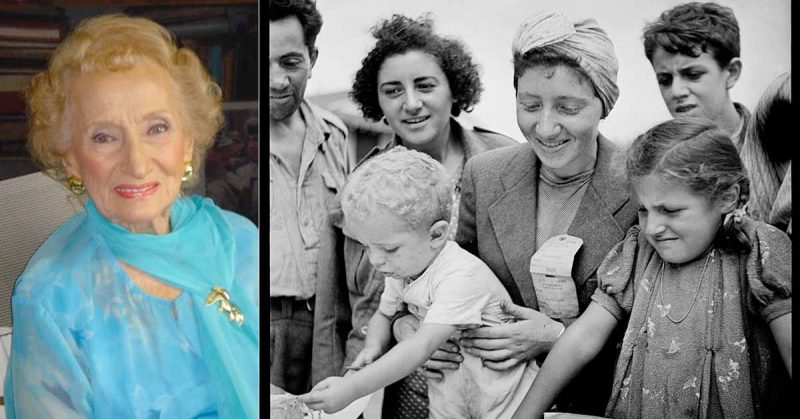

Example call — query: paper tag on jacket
[529,234,583,319]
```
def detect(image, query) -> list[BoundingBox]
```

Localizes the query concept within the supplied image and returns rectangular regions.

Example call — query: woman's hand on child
[393,313,463,381]
[299,376,356,414]
[459,301,562,370]
[420,339,463,382]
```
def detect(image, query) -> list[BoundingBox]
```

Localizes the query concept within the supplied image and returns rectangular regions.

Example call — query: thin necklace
[657,249,714,324]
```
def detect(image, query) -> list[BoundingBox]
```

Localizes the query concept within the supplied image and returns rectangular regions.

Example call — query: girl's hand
[298,376,356,413]
[460,301,562,370]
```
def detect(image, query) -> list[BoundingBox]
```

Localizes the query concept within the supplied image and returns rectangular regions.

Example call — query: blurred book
[0,47,53,61]
[0,75,32,92]
[128,5,227,24]
[0,58,47,75]
[0,118,25,141]
[0,91,25,114]
[165,18,230,39]
[0,39,57,48]
[0,19,62,42]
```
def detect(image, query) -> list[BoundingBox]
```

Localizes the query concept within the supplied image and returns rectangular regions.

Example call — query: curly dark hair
[643,2,740,68]
[269,0,323,51]
[351,14,483,121]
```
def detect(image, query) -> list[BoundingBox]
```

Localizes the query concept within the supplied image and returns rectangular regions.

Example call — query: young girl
[299,148,538,418]
[512,117,792,419]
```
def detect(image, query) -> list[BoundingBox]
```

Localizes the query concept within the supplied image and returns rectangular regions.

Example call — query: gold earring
[182,161,194,182]
[67,175,85,195]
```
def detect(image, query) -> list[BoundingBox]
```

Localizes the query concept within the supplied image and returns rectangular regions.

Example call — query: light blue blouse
[4,207,259,418]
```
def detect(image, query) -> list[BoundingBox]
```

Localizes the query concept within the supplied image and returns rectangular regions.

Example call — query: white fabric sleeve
[378,276,406,318]
[424,271,490,328]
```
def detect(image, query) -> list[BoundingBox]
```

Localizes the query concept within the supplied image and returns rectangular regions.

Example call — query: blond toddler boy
[300,147,538,419]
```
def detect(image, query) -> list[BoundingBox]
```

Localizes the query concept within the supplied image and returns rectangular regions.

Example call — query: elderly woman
[321,14,516,418]
[453,12,638,415]
[5,15,258,418]
[740,72,792,236]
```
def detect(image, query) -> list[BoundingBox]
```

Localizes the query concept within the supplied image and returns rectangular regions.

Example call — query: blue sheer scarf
[84,195,258,418]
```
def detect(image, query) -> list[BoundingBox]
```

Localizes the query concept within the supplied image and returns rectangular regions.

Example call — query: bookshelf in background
[0,11,64,180]
[135,4,258,102]
[206,101,258,225]
[0,3,257,181]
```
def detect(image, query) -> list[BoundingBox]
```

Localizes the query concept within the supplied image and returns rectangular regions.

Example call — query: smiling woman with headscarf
[453,11,638,415]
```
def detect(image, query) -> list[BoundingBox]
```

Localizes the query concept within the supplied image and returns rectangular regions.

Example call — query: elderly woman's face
[377,50,454,147]
[62,61,193,234]
[516,64,603,179]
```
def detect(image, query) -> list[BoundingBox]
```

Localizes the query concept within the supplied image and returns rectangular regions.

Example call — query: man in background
[269,0,352,394]
[643,1,750,151]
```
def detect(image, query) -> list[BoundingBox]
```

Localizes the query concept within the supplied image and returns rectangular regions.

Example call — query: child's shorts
[427,352,539,419]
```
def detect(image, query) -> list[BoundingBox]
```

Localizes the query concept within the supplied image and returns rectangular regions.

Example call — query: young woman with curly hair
[323,13,517,419]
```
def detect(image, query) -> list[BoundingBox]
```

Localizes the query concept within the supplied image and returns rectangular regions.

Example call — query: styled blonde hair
[26,13,223,184]
[341,147,453,233]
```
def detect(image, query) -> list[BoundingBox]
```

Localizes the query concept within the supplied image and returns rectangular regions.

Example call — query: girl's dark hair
[351,14,482,121]
[627,117,751,252]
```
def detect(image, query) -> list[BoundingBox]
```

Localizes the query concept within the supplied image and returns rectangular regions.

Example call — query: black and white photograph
[0,0,791,417]
[271,0,792,418]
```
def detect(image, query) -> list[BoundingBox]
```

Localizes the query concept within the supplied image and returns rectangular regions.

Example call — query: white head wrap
[512,11,619,117]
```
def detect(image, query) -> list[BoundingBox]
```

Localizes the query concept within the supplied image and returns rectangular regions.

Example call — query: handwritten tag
[529,234,583,319]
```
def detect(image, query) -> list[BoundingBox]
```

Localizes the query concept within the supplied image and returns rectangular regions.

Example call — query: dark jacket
[455,135,639,414]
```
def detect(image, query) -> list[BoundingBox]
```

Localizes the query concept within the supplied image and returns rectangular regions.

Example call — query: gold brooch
[205,286,244,326]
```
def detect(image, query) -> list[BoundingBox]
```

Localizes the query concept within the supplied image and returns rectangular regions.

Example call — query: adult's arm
[511,302,618,419]
[460,301,563,370]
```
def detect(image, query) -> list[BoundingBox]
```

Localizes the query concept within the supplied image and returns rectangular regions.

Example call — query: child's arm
[511,302,619,419]
[393,312,463,381]
[769,313,792,377]
[350,322,457,393]
[300,321,457,413]
[348,311,394,369]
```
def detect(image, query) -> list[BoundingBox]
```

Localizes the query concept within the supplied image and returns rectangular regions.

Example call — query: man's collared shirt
[270,100,350,299]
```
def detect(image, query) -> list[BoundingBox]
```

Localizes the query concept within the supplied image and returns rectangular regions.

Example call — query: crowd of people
[6,1,787,418]
[271,1,791,418]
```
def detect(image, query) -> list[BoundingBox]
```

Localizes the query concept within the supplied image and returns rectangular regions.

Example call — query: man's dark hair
[270,0,323,51]
[643,2,740,68]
